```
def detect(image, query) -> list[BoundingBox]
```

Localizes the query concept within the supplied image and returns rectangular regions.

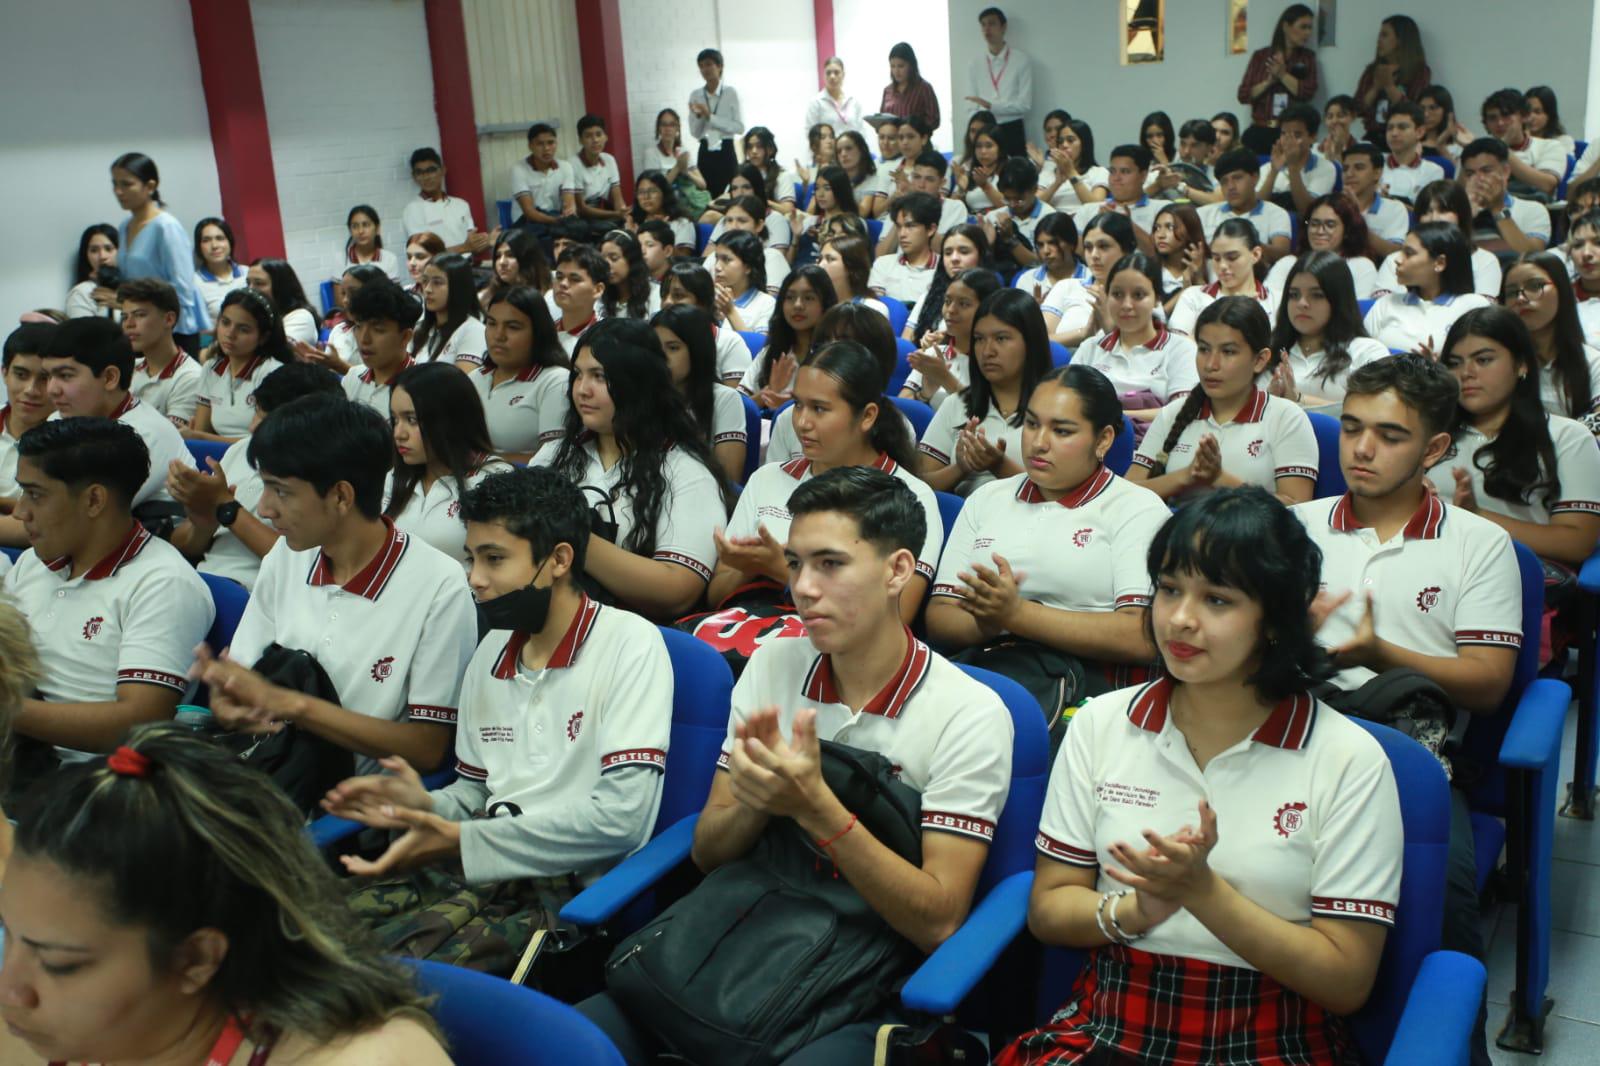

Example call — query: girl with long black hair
[599,229,659,320]
[246,257,322,347]
[1499,253,1600,420]
[411,252,486,368]
[187,287,294,442]
[474,286,571,463]
[661,261,755,382]
[739,265,837,409]
[653,303,749,483]
[902,267,1003,410]
[1267,251,1391,405]
[908,223,993,342]
[1075,251,1199,424]
[64,223,120,319]
[1363,222,1490,354]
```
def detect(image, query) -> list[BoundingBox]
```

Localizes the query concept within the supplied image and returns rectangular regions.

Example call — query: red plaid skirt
[995,944,1360,1065]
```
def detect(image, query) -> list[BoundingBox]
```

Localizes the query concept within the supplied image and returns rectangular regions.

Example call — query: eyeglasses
[1504,279,1552,302]
[1306,219,1341,232]
[412,165,442,177]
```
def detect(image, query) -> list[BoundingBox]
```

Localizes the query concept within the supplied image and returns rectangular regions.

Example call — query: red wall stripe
[575,0,635,192]
[813,0,836,88]
[422,0,488,230]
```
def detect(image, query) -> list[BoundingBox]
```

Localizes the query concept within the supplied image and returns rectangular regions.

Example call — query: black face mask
[476,557,553,634]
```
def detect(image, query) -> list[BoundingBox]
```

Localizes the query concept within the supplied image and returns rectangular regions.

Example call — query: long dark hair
[1506,252,1593,417]
[601,230,652,320]
[811,165,860,217]
[664,261,716,310]
[961,110,997,165]
[1419,86,1458,144]
[1375,15,1426,85]
[742,127,784,199]
[487,228,551,302]
[74,223,119,283]
[1033,363,1125,467]
[192,217,237,275]
[836,131,879,185]
[411,252,481,358]
[1211,217,1267,282]
[1269,251,1370,387]
[913,225,995,340]
[651,304,722,442]
[1441,306,1560,509]
[888,42,923,87]
[726,162,769,206]
[1149,296,1274,475]
[1271,4,1315,51]
[965,288,1052,426]
[758,265,838,388]
[552,319,729,554]
[713,230,768,298]
[655,107,683,151]
[384,362,495,519]
[1296,193,1368,258]
[1526,86,1566,138]
[804,340,919,471]
[111,152,164,206]
[1410,221,1475,297]
[1139,111,1175,156]
[1107,250,1170,316]
[250,258,322,329]
[630,168,690,225]
[1064,119,1099,169]
[1414,180,1473,227]
[213,287,293,367]
[482,286,568,374]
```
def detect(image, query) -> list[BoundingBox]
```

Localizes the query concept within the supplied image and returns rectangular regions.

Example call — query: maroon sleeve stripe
[1455,630,1522,649]
[1036,832,1098,867]
[117,668,187,692]
[1311,896,1396,925]
[455,759,488,781]
[921,811,996,841]
[917,442,951,464]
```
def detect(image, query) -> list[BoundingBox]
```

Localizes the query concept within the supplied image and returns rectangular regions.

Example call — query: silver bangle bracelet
[1106,889,1146,944]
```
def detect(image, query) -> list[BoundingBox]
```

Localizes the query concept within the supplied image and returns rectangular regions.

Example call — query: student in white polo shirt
[1168,218,1282,337]
[571,115,629,240]
[1012,213,1089,303]
[1428,307,1600,567]
[552,244,606,357]
[532,319,728,620]
[902,266,1003,411]
[652,304,748,485]
[190,394,479,776]
[1074,252,1201,425]
[325,467,672,975]
[1500,253,1600,421]
[983,158,1057,271]
[1481,89,1564,200]
[1263,195,1380,302]
[919,288,1054,496]
[1339,144,1410,259]
[579,466,1013,1060]
[661,262,752,384]
[188,287,293,443]
[42,318,188,508]
[738,265,835,411]
[1197,149,1292,264]
[1259,103,1339,215]
[710,341,941,624]
[929,364,1169,701]
[1071,145,1162,243]
[340,281,419,417]
[385,363,513,566]
[1003,488,1401,1065]
[1266,251,1392,406]
[119,278,201,430]
[1372,181,1505,299]
[1568,209,1600,342]
[475,287,571,464]
[1363,222,1492,354]
[411,254,486,369]
[1045,212,1139,348]
[1380,102,1447,204]
[869,191,941,306]
[1459,138,1551,258]
[402,147,488,257]
[711,231,777,335]
[168,363,342,592]
[1132,298,1317,505]
[4,419,213,768]
[510,122,578,235]
[0,325,55,511]
[872,152,970,260]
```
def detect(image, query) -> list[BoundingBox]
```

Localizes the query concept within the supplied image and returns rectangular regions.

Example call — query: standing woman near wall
[805,57,867,142]
[880,42,940,135]
[1236,5,1320,155]
[1353,15,1431,141]
[110,152,208,350]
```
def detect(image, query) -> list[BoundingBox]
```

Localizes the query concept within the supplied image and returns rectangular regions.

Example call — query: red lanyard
[987,48,1011,93]
[827,94,851,125]
[205,1017,248,1066]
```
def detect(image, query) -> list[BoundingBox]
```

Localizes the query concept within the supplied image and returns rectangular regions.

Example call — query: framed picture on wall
[1228,0,1249,55]
[1120,0,1165,64]
[1318,0,1337,45]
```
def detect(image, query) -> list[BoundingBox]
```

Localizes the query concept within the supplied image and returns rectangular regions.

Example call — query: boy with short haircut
[983,157,1056,267]
[1481,88,1564,199]
[578,466,1013,1058]
[1149,118,1221,204]
[43,317,189,508]
[552,245,608,355]
[401,147,488,256]
[5,418,213,768]
[0,324,56,504]
[870,191,943,303]
[341,282,421,416]
[1459,137,1551,258]
[1341,143,1410,258]
[636,220,678,283]
[510,122,577,228]
[1379,101,1446,205]
[1072,145,1161,247]
[1259,102,1338,214]
[120,278,202,429]
[326,468,674,975]
[1196,147,1292,260]
[876,150,970,256]
[190,395,478,775]
[1319,94,1358,159]
[688,48,744,198]
[571,114,628,237]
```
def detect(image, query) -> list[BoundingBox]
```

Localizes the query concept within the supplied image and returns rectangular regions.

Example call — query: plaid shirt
[1235,46,1319,128]
[996,944,1360,1065]
[880,80,941,132]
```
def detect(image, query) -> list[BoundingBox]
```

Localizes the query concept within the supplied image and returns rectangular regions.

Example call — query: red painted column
[188,0,285,260]
[813,0,836,88]
[422,0,487,229]
[575,0,635,191]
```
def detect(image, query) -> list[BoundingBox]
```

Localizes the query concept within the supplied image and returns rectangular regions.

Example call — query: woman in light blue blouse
[111,152,208,348]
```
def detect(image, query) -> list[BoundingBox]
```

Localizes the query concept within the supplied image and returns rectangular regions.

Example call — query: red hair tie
[106,745,152,778]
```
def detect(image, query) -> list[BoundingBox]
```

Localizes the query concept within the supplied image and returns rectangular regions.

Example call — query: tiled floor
[1486,703,1600,1064]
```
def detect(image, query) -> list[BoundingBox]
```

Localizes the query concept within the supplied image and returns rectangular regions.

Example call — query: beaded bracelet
[1107,889,1146,945]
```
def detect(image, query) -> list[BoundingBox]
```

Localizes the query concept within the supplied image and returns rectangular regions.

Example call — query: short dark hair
[1178,118,1216,145]
[526,122,556,142]
[576,113,606,136]
[1342,142,1384,168]
[1483,88,1529,119]
[899,114,934,140]
[460,467,591,573]
[1107,144,1152,171]
[911,149,948,178]
[1344,352,1460,436]
[116,277,179,318]
[409,147,442,170]
[996,157,1040,194]
[892,190,942,227]
[1279,102,1320,137]
[4,324,56,370]
[251,363,343,416]
[787,466,926,560]
[17,417,148,510]
[1325,93,1359,115]
[1212,147,1262,179]
[347,281,421,328]
[247,395,390,518]
[43,317,134,393]
[556,244,609,286]
[637,218,676,248]
[1388,100,1425,127]
[978,6,1007,24]
[1461,137,1510,165]
[696,47,723,67]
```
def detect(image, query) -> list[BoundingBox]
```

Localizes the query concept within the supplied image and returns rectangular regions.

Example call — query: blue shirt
[119,211,208,334]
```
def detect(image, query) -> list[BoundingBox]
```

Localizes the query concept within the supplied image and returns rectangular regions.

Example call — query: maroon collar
[1099,326,1171,352]
[781,452,898,480]
[1328,489,1445,540]
[492,595,601,678]
[1127,676,1317,750]
[1015,464,1113,507]
[1198,387,1268,424]
[44,522,151,581]
[304,519,409,600]
[801,628,931,719]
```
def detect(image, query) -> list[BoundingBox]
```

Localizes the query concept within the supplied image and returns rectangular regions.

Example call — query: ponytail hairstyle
[600,229,652,320]
[111,151,163,206]
[1410,221,1476,296]
[192,217,238,275]
[1211,217,1267,282]
[344,204,384,257]
[1505,252,1592,417]
[1080,212,1138,282]
[651,304,722,441]
[1441,306,1561,509]
[249,258,321,329]
[1034,362,1126,465]
[1148,296,1273,476]
[74,223,119,284]
[758,265,838,387]
[811,165,860,217]
[482,286,567,375]
[213,287,293,367]
[384,362,495,520]
[713,230,767,297]
[804,340,919,471]
[411,252,482,358]
[722,194,772,242]
[486,228,551,302]
[1268,250,1371,388]
[965,288,1053,427]
[912,223,995,340]
[1106,250,1170,315]
[12,723,440,1050]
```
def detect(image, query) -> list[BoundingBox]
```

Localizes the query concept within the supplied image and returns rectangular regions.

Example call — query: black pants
[993,118,1026,158]
[1242,123,1280,155]
[699,139,737,199]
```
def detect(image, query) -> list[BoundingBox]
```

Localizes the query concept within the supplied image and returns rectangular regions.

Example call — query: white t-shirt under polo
[1133,388,1318,494]
[509,158,578,215]
[386,459,514,566]
[1426,414,1600,525]
[1373,247,1502,299]
[1293,492,1523,691]
[341,357,414,419]
[868,250,939,306]
[720,632,1013,845]
[445,599,671,883]
[1167,280,1282,338]
[130,352,203,428]
[195,437,269,592]
[1363,292,1493,354]
[402,193,475,249]
[197,353,279,438]
[1380,154,1447,203]
[1280,338,1393,403]
[1197,198,1293,244]
[229,522,479,748]
[1038,677,1402,966]
[472,364,570,456]
[4,524,213,758]
[729,453,943,582]
[917,393,1026,497]
[1074,327,1201,402]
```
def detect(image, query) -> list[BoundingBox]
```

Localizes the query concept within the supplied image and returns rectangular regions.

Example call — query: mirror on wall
[1121,0,1165,65]
[1228,0,1249,55]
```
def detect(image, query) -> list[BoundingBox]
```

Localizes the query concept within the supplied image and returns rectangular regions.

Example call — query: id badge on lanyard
[1271,92,1290,118]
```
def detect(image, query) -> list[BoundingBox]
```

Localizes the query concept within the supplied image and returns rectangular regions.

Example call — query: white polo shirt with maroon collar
[917,392,1027,498]
[471,363,570,456]
[1167,280,1282,338]
[386,457,515,567]
[1074,326,1201,403]
[1380,153,1447,203]
[130,351,203,428]
[556,313,599,358]
[3,523,214,759]
[719,629,1013,845]
[1037,676,1402,966]
[1426,413,1600,525]
[197,353,278,438]
[1292,491,1523,691]
[342,357,414,418]
[868,248,939,306]
[1132,387,1319,495]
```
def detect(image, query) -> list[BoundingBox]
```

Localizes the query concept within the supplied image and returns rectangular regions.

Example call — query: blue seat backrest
[934,491,962,541]
[885,298,910,339]
[953,664,1050,895]
[318,279,336,316]
[1307,411,1346,498]
[1357,297,1375,317]
[865,218,885,246]
[1049,341,1072,367]
[694,222,714,256]
[186,439,229,471]
[1423,154,1455,179]
[408,958,625,1065]
[199,572,249,652]
[889,336,914,393]
[890,397,934,440]
[1459,542,1544,810]
[737,330,764,358]
[739,393,762,483]
[1104,416,1135,476]
[655,627,735,829]
[497,199,513,230]
[0,546,21,564]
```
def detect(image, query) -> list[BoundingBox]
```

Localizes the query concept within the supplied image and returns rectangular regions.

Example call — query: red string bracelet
[815,813,858,851]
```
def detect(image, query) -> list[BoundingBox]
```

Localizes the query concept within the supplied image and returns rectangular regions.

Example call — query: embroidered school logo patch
[1246,438,1264,457]
[1416,586,1442,613]
[509,393,526,406]
[1273,801,1308,838]
[246,394,257,407]
[567,710,584,741]
[82,616,104,640]
[370,656,395,682]
[446,501,461,519]
[1072,528,1093,548]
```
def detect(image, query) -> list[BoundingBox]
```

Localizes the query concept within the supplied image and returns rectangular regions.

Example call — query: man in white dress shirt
[689,48,745,198]
[964,7,1033,158]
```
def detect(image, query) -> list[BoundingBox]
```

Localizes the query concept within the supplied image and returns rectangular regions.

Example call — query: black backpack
[604,740,924,1065]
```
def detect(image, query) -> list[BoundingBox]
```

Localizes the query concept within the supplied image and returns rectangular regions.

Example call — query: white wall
[834,0,954,153]
[1,0,223,326]
[617,0,721,175]
[251,0,440,300]
[718,0,820,164]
